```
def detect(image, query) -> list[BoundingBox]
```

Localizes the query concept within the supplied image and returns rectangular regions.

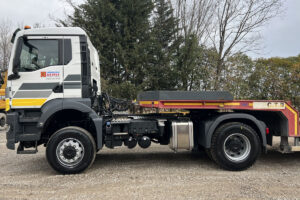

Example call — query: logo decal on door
[41,71,60,79]
[41,72,46,77]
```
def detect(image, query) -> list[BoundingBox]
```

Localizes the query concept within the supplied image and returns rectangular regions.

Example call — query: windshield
[19,39,59,72]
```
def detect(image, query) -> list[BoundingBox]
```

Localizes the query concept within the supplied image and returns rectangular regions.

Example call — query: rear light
[266,128,270,134]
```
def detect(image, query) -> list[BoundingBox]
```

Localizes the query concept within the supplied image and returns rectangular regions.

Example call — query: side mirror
[8,73,20,80]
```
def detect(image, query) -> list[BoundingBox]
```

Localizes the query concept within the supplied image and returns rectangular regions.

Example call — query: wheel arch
[201,113,267,149]
[38,99,103,149]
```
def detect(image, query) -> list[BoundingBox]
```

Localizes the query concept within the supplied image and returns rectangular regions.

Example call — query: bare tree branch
[207,0,283,89]
[0,19,13,71]
[171,0,215,44]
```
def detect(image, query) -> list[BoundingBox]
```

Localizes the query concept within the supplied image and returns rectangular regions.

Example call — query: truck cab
[6,27,101,111]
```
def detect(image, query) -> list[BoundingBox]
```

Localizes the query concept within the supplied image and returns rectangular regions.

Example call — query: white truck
[5,26,300,174]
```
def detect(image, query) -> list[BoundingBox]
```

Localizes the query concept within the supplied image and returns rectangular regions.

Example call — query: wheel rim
[56,138,85,168]
[223,133,251,163]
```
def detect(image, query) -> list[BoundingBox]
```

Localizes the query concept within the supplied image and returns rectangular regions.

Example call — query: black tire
[210,122,261,171]
[46,126,96,174]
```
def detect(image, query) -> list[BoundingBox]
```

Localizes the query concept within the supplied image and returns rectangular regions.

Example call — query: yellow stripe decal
[139,101,159,105]
[205,103,239,106]
[12,99,47,107]
[164,102,203,106]
[224,103,240,106]
[159,111,190,115]
[5,99,10,111]
[205,103,222,106]
[286,104,298,136]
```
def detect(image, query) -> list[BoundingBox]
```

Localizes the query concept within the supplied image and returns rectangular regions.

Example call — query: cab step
[17,141,38,154]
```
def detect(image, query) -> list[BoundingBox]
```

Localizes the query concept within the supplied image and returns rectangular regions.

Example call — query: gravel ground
[1,132,300,200]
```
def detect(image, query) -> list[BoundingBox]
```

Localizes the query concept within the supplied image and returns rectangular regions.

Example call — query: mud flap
[6,112,19,150]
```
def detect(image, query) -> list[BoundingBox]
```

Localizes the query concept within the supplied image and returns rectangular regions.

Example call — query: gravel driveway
[1,131,300,200]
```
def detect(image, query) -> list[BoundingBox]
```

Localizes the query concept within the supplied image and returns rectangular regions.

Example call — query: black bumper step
[17,141,38,154]
[18,134,40,141]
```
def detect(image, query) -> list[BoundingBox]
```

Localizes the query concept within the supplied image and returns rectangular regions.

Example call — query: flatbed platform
[137,91,300,137]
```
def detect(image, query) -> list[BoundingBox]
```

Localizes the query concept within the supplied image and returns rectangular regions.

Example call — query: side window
[19,39,59,72]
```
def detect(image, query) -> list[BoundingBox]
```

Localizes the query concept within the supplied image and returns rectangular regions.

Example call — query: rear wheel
[210,122,261,171]
[46,126,96,174]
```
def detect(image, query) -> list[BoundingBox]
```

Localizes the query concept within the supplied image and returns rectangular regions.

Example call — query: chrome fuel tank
[169,121,194,151]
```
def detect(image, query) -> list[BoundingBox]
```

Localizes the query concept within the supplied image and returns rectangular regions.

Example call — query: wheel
[46,126,96,174]
[210,122,261,171]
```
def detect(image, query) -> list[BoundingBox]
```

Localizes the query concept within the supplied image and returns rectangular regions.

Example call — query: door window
[19,40,59,72]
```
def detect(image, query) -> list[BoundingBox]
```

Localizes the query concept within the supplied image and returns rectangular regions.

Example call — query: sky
[256,0,300,58]
[0,0,299,59]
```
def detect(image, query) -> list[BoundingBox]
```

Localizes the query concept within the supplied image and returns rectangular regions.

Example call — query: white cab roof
[18,27,87,36]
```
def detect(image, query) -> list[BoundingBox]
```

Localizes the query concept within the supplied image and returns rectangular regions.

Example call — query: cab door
[10,36,65,109]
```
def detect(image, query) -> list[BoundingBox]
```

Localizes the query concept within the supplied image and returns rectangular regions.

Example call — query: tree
[176,34,206,91]
[171,0,215,44]
[223,53,253,99]
[207,0,282,90]
[169,0,215,91]
[289,61,300,110]
[145,0,182,90]
[247,55,300,110]
[0,19,13,71]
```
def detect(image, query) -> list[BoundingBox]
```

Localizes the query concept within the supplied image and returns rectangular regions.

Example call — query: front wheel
[210,122,261,171]
[46,126,96,174]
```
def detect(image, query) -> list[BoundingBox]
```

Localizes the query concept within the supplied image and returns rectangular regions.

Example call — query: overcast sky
[1,0,299,59]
